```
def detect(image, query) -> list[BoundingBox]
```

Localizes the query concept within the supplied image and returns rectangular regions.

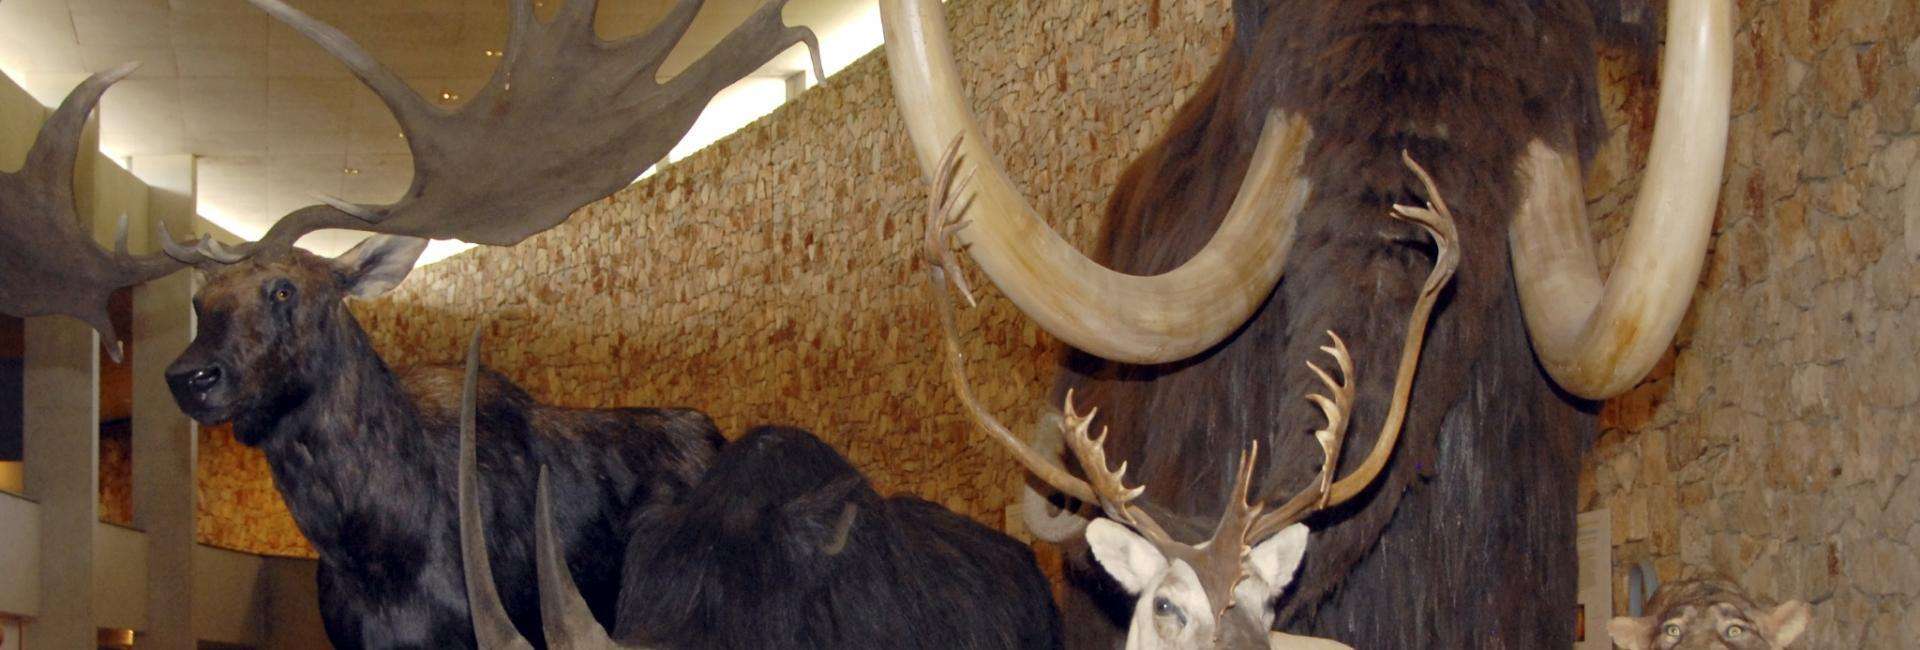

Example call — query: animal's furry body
[615,426,1063,649]
[1052,1,1650,647]
[167,248,724,648]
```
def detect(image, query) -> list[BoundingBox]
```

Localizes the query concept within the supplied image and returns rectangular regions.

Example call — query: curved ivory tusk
[1509,0,1732,399]
[881,0,1313,364]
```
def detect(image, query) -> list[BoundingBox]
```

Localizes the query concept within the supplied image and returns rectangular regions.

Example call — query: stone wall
[1581,1,1920,647]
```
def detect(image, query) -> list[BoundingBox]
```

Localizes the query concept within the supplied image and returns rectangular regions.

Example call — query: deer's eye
[1152,596,1187,627]
[1724,624,1747,639]
[1663,623,1683,637]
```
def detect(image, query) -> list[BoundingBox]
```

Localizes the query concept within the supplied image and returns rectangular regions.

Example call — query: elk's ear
[1246,523,1310,600]
[1086,518,1166,595]
[1605,616,1654,650]
[334,235,428,299]
[1759,600,1811,647]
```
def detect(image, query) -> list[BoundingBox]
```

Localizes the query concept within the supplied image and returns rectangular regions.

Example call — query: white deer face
[1087,520,1311,650]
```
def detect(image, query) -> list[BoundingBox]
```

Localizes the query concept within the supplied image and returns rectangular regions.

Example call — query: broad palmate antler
[165,0,823,263]
[0,64,175,361]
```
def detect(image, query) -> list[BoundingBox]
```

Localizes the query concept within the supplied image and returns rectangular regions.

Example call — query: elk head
[884,0,1731,400]
[6,0,823,359]
[920,141,1461,648]
[1607,577,1812,650]
[164,235,426,441]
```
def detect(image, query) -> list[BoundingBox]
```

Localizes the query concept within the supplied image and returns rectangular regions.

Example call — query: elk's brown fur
[1049,1,1649,647]
[166,244,724,648]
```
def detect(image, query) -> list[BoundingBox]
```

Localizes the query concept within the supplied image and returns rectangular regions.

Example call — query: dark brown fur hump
[1053,1,1641,647]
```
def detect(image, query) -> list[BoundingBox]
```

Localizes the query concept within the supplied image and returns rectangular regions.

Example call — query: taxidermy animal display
[924,143,1458,650]
[885,0,1730,647]
[1,0,823,361]
[164,236,725,648]
[459,337,1063,649]
[1606,577,1812,649]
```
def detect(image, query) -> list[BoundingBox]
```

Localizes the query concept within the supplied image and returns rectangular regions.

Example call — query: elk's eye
[1663,623,1683,637]
[1724,624,1746,638]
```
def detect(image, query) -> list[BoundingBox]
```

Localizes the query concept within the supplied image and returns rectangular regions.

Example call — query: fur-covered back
[615,426,1062,649]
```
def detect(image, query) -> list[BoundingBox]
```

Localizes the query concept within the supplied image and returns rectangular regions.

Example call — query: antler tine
[1247,152,1462,543]
[1188,441,1265,617]
[1248,334,1356,541]
[23,62,139,187]
[922,144,1097,507]
[245,0,431,126]
[157,221,247,266]
[662,0,825,98]
[1057,390,1185,551]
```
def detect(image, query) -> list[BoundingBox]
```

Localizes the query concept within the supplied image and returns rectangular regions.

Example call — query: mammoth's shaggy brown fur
[1052,1,1655,647]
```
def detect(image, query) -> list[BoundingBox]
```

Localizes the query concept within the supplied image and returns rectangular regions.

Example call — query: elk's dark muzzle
[165,355,232,423]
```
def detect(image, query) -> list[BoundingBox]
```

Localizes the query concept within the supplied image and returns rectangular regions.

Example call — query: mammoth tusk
[881,0,1313,365]
[456,327,536,650]
[1509,0,1731,399]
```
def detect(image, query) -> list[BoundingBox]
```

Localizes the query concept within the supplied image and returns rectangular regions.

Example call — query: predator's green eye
[1663,623,1683,637]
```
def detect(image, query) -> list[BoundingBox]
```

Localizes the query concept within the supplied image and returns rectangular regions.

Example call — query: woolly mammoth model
[165,236,725,648]
[886,0,1730,646]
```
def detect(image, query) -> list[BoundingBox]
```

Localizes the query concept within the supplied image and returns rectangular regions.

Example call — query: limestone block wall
[1581,1,1920,647]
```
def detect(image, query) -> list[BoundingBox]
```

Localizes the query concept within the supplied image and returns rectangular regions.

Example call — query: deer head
[885,0,1731,399]
[920,141,1461,648]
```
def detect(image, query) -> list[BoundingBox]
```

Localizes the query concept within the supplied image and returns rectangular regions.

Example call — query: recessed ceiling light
[484,49,502,58]
[343,167,360,175]
[439,91,460,103]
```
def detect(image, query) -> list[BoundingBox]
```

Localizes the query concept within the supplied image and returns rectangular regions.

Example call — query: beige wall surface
[180,0,1919,646]
[1582,1,1920,647]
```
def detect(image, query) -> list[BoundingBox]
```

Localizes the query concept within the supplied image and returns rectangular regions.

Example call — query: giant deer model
[456,340,1063,648]
[926,144,1459,649]
[886,0,1730,646]
[1,0,822,361]
[164,236,726,648]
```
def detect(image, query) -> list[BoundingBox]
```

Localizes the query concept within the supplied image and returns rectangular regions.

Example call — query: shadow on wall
[1,315,20,494]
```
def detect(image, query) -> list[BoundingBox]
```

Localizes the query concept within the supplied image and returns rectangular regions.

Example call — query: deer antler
[923,143,1462,614]
[162,0,825,264]
[0,64,193,362]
